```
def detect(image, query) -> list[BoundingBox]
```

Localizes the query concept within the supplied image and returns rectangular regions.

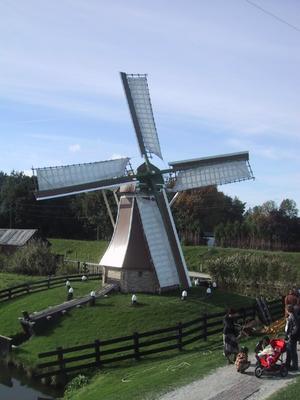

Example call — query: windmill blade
[34,158,136,200]
[120,72,163,160]
[168,151,253,192]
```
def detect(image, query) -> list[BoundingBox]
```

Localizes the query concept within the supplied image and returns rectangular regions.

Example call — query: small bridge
[19,283,118,335]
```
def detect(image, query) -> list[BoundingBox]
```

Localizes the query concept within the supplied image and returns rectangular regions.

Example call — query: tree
[279,199,298,219]
[173,186,245,245]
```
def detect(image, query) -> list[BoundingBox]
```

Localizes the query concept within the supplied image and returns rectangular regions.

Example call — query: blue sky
[1,0,299,210]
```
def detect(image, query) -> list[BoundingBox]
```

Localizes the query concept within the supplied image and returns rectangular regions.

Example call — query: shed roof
[0,229,38,246]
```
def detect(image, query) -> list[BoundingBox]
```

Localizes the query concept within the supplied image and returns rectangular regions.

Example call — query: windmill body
[34,73,254,293]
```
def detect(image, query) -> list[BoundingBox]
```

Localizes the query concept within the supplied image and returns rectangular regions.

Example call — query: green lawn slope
[1,286,253,367]
[0,272,41,290]
[49,238,300,271]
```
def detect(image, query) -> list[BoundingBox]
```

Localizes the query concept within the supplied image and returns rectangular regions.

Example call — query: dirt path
[158,349,300,400]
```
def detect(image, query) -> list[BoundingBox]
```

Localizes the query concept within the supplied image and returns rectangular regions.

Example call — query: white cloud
[23,169,33,177]
[69,144,81,153]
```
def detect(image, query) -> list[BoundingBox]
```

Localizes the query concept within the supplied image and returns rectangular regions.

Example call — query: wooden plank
[206,327,223,336]
[139,343,178,357]
[100,344,135,356]
[101,353,136,364]
[182,333,205,346]
[100,335,134,346]
[181,316,204,329]
[182,325,203,338]
[138,325,178,338]
[139,334,178,348]
[206,320,223,329]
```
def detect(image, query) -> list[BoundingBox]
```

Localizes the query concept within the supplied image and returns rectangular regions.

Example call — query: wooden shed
[0,229,46,254]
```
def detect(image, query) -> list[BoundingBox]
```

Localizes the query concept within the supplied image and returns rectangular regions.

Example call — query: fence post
[47,277,51,289]
[26,283,30,294]
[133,332,140,361]
[57,346,66,378]
[8,289,11,300]
[281,295,285,316]
[178,322,183,351]
[203,313,208,341]
[94,339,101,367]
[241,307,246,323]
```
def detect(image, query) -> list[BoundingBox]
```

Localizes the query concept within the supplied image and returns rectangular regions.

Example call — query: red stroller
[255,338,288,378]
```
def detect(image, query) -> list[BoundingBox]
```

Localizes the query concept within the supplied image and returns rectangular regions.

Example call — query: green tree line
[0,171,299,251]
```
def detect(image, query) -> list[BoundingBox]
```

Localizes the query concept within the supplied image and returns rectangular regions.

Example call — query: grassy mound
[0,280,101,339]
[1,285,253,367]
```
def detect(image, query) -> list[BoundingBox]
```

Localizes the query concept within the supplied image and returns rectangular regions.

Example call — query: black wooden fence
[36,298,284,379]
[0,273,102,303]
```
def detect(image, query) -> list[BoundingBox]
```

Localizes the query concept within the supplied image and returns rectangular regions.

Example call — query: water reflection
[0,362,63,400]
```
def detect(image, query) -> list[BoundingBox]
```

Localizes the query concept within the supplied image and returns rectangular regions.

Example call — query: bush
[64,375,89,399]
[56,261,78,275]
[0,253,8,271]
[204,253,298,297]
[7,240,59,275]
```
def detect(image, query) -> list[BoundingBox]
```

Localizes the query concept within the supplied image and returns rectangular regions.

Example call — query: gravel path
[158,349,300,400]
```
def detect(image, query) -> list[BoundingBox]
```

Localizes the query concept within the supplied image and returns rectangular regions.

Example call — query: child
[255,336,270,354]
[235,346,251,373]
[259,344,281,368]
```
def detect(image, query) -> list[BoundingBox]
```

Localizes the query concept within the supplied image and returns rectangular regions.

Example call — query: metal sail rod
[102,190,115,228]
[113,190,119,207]
[169,192,179,207]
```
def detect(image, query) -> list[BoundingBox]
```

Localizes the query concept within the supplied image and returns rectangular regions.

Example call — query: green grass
[0,280,101,339]
[267,375,300,400]
[0,272,41,290]
[49,238,300,270]
[66,334,262,400]
[4,286,253,367]
[184,246,300,272]
[66,342,225,400]
[49,239,108,263]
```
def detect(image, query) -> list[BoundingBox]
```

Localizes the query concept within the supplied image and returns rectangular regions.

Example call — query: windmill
[34,72,254,293]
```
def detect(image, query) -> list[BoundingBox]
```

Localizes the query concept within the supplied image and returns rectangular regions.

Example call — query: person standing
[285,289,298,316]
[285,304,299,371]
[223,309,239,364]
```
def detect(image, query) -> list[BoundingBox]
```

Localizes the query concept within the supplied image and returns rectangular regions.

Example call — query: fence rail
[36,298,284,379]
[0,273,102,303]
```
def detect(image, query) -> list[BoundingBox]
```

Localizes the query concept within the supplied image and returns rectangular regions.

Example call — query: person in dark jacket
[285,289,298,316]
[286,304,299,371]
[223,309,239,364]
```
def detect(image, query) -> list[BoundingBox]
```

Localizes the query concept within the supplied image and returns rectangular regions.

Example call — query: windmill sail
[34,158,133,200]
[120,72,163,160]
[168,152,253,192]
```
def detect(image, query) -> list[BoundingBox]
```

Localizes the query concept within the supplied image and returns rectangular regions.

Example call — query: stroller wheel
[255,366,263,378]
[280,365,288,377]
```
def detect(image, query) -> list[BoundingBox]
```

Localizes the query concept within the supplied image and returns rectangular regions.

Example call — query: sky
[0,0,299,210]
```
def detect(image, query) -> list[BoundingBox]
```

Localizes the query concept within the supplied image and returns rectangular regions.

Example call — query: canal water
[0,362,64,400]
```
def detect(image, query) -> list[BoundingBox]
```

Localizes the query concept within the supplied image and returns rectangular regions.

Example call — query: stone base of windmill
[102,266,161,293]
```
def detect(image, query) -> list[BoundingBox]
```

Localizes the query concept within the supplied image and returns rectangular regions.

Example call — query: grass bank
[0,272,41,290]
[66,335,262,400]
[267,375,300,400]
[0,280,101,340]
[1,285,253,367]
[49,238,300,271]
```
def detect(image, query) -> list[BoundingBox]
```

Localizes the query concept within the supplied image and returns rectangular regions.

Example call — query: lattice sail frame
[121,73,163,160]
[34,158,132,200]
[168,152,253,192]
